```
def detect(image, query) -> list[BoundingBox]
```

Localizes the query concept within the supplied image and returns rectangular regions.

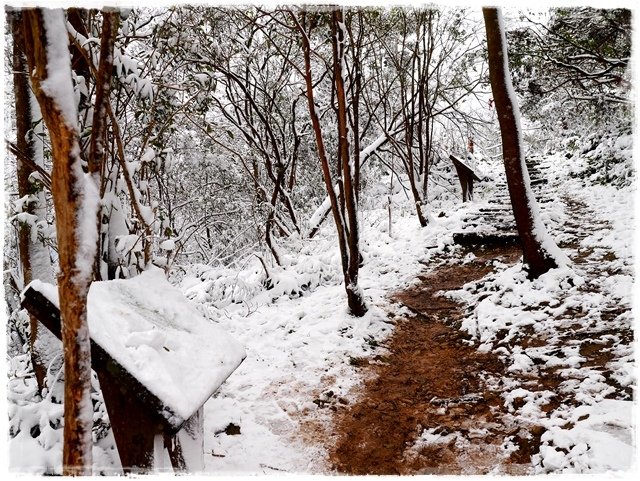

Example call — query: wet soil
[329,244,527,475]
[328,195,633,475]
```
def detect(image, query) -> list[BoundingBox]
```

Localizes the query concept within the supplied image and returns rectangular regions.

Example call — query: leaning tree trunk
[483,7,563,279]
[23,9,100,475]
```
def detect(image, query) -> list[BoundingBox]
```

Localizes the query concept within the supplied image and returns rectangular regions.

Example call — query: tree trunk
[332,8,367,317]
[23,9,99,475]
[483,7,562,279]
[293,10,366,317]
[88,9,118,280]
[265,168,285,266]
[11,9,58,391]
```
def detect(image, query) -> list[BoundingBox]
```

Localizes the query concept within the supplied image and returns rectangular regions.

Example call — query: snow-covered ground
[188,181,468,473]
[6,135,635,475]
[192,140,636,475]
[443,147,636,474]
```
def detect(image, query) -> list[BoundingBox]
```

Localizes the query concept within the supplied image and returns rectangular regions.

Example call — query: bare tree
[292,7,367,316]
[200,8,305,264]
[372,8,488,226]
[483,7,564,278]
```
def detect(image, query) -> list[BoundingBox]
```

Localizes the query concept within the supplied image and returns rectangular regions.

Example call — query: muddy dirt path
[329,244,526,475]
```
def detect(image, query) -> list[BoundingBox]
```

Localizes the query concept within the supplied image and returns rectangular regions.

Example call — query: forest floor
[6,145,634,475]
[330,243,524,475]
[327,183,635,475]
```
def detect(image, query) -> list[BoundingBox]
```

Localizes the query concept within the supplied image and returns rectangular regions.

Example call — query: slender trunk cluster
[293,8,367,317]
[332,9,366,317]
[376,10,439,227]
[88,10,118,279]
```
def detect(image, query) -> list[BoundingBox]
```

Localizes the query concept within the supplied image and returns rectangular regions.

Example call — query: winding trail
[329,244,526,474]
[326,177,633,474]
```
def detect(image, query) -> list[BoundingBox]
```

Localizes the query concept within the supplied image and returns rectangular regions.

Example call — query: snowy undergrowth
[178,179,469,473]
[7,136,633,474]
[6,168,470,474]
[445,146,635,474]
[7,350,119,475]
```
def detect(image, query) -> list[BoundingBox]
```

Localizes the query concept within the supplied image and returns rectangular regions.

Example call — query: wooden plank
[20,286,186,433]
[449,154,483,182]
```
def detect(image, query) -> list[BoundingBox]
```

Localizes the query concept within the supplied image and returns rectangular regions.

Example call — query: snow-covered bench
[21,267,246,474]
[449,154,483,202]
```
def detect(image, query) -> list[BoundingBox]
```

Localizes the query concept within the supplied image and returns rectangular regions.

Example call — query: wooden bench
[21,267,246,474]
[449,154,483,202]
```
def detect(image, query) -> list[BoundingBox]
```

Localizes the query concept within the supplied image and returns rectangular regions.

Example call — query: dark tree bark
[345,10,364,201]
[292,9,367,317]
[88,10,118,280]
[10,9,57,391]
[67,8,91,113]
[23,8,98,475]
[332,8,367,317]
[483,7,561,278]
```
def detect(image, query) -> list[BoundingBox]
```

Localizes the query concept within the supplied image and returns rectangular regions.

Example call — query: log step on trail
[453,232,521,247]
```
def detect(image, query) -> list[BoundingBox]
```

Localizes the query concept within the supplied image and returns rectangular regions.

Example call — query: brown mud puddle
[329,244,531,475]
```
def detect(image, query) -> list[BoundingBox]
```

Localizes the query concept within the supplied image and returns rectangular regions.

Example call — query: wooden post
[450,154,482,203]
[20,287,203,474]
[97,371,161,472]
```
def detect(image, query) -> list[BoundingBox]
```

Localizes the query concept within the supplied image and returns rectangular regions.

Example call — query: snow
[140,146,156,163]
[74,154,100,286]
[159,239,175,250]
[172,189,473,473]
[5,8,635,476]
[534,400,634,473]
[33,10,100,288]
[360,133,387,160]
[8,136,634,474]
[26,267,246,423]
[40,10,78,131]
[415,427,461,446]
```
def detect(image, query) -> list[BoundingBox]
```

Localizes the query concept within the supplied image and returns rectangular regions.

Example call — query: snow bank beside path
[447,149,635,475]
[180,195,467,473]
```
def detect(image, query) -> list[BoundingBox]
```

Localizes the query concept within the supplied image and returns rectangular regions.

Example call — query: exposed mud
[329,244,527,475]
[328,194,633,475]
